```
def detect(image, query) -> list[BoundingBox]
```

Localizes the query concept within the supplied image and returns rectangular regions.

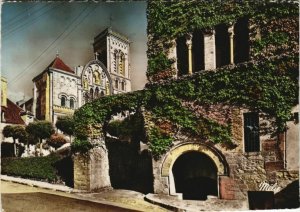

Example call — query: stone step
[264,161,284,172]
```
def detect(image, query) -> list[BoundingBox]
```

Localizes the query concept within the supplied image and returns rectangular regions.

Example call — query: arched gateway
[158,142,228,200]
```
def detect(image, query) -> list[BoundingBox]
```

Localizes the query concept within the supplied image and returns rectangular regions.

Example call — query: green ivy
[148,126,173,159]
[146,0,298,79]
[71,138,93,154]
[73,1,298,157]
[252,32,289,54]
[74,54,298,156]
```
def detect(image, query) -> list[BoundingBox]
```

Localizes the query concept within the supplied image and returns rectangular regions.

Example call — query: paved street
[0,181,167,212]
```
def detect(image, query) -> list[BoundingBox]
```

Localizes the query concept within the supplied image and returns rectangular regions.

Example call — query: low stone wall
[73,144,111,191]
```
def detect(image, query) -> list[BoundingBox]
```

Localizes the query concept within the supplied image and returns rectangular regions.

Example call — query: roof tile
[2,99,25,125]
[47,57,74,73]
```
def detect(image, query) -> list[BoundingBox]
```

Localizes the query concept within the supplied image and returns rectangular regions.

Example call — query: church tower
[93,28,131,94]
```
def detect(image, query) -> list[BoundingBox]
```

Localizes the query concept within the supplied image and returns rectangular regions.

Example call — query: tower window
[115,79,119,89]
[95,87,99,99]
[61,96,66,107]
[234,17,249,64]
[121,81,125,91]
[215,24,230,67]
[176,36,189,76]
[90,88,94,100]
[70,98,75,109]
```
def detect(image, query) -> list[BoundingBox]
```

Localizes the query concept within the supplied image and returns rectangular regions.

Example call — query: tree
[55,116,75,141]
[2,125,28,157]
[48,133,67,149]
[26,121,54,156]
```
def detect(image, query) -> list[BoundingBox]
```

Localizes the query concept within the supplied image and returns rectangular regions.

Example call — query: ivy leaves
[74,54,298,155]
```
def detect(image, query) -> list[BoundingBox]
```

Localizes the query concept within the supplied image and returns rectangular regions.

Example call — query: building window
[115,79,119,89]
[1,111,5,122]
[113,51,117,72]
[121,81,125,91]
[84,92,89,103]
[192,30,205,72]
[61,96,66,107]
[234,17,249,64]
[119,52,125,76]
[244,112,260,152]
[70,98,75,109]
[95,87,99,98]
[176,36,189,76]
[90,88,94,100]
[215,24,230,68]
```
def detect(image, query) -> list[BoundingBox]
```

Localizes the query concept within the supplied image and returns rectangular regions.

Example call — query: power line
[2,4,47,29]
[9,4,93,85]
[3,4,63,39]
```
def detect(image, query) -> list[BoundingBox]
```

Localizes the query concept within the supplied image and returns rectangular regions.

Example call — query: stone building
[0,77,34,142]
[29,28,131,123]
[72,1,299,210]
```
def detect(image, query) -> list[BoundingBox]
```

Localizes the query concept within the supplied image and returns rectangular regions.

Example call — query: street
[0,181,166,212]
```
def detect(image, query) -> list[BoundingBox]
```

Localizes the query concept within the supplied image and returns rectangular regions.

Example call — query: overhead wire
[9,4,96,85]
[2,4,47,29]
[3,3,63,39]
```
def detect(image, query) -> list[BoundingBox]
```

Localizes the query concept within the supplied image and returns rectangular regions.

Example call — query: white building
[25,28,131,123]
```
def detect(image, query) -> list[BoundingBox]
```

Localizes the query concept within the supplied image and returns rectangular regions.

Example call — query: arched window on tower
[119,52,125,76]
[113,51,118,72]
[192,30,205,72]
[215,24,230,67]
[61,96,66,107]
[121,81,125,91]
[90,88,94,100]
[115,79,119,89]
[176,36,189,76]
[234,17,249,64]
[84,92,89,103]
[70,98,75,109]
[95,87,99,99]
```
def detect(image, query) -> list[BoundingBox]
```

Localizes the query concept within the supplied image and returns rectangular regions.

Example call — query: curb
[145,194,187,212]
[0,175,83,193]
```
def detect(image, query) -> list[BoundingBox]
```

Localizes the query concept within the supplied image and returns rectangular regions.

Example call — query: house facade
[72,2,299,209]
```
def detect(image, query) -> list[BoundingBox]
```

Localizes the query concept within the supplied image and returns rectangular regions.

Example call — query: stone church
[24,28,131,123]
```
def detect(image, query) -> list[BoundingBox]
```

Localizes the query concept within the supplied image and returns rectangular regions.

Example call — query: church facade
[30,28,131,123]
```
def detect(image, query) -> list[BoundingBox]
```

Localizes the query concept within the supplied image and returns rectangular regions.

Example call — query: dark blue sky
[1,2,147,102]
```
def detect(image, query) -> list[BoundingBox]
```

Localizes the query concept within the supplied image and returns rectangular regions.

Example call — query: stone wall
[52,71,78,108]
[73,143,111,191]
[151,106,299,201]
[74,153,90,190]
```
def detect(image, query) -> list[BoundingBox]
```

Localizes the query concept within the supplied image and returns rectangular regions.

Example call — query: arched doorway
[158,142,228,200]
[172,151,218,200]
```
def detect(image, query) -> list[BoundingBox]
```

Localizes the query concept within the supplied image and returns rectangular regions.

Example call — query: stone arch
[161,142,229,199]
[161,142,228,177]
[81,59,113,95]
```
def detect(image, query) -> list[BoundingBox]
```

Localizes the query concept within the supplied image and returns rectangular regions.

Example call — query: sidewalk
[1,175,168,212]
[145,194,249,211]
[1,174,81,193]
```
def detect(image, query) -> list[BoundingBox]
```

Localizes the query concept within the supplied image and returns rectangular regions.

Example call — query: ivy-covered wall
[73,54,298,157]
[73,1,298,159]
[147,0,298,81]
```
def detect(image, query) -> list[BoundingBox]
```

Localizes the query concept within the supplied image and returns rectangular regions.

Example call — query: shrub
[71,138,93,154]
[55,116,75,139]
[48,133,67,149]
[1,154,61,182]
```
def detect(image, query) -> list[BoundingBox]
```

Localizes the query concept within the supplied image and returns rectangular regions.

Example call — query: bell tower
[93,28,131,94]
